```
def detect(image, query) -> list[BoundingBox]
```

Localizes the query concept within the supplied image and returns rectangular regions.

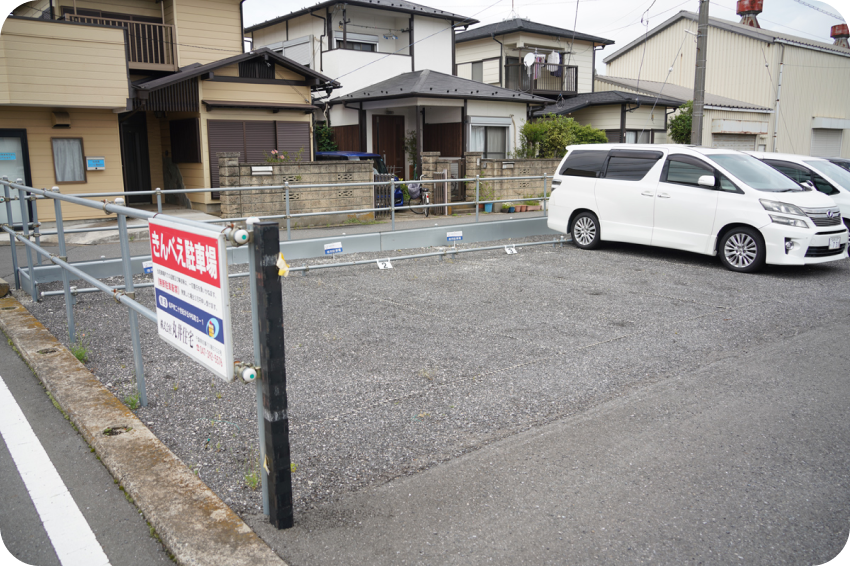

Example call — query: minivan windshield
[805,160,850,190]
[707,154,802,192]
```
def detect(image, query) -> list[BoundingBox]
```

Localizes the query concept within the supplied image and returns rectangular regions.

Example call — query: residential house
[599,8,850,156]
[532,91,683,144]
[1,1,339,220]
[455,19,684,145]
[246,0,549,180]
[454,18,614,100]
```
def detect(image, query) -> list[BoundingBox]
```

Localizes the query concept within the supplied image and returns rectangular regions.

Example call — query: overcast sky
[244,0,849,74]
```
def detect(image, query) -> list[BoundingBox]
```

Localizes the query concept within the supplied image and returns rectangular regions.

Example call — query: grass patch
[69,333,90,363]
[124,389,141,410]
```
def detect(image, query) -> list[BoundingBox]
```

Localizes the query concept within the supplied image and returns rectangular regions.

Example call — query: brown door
[372,115,405,176]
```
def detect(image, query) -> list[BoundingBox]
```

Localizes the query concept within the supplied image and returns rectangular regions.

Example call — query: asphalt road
[0,331,171,565]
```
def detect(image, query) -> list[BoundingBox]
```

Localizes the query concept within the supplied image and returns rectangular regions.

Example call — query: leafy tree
[668,100,693,144]
[514,115,607,159]
[315,122,337,152]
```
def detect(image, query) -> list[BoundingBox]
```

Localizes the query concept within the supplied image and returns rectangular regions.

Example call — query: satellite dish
[523,52,535,67]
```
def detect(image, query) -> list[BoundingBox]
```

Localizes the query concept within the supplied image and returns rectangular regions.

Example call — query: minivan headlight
[760,199,806,216]
[769,214,809,228]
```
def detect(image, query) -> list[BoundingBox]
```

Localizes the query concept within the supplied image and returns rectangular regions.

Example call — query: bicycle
[406,180,430,218]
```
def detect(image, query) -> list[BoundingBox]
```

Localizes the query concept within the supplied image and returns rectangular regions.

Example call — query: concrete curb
[0,296,286,566]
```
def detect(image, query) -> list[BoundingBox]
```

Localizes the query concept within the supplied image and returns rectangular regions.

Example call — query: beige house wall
[455,37,500,64]
[172,0,242,66]
[53,0,163,19]
[0,106,123,221]
[0,18,128,109]
[567,106,620,131]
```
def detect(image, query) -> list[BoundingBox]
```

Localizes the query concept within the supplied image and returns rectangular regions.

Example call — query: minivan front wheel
[571,212,601,250]
[719,227,765,273]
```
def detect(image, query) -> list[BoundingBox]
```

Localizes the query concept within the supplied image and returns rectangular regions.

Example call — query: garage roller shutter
[811,129,843,158]
[711,134,756,151]
[207,120,245,189]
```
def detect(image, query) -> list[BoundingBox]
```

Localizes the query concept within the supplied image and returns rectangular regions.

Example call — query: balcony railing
[65,14,177,72]
[504,63,578,96]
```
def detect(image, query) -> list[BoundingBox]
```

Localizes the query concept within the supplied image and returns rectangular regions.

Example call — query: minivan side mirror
[800,180,815,191]
[698,175,716,187]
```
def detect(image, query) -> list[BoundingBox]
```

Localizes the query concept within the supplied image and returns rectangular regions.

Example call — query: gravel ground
[19,235,850,523]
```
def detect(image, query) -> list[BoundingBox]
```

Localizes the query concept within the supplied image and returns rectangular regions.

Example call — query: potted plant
[501,203,511,213]
[480,182,495,213]
[524,199,542,211]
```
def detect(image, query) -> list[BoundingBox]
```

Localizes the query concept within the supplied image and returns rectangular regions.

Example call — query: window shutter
[207,120,246,188]
[275,122,311,162]
[282,36,312,67]
[245,121,276,162]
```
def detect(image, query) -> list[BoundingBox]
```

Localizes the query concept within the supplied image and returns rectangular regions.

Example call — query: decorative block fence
[421,151,561,204]
[217,152,376,227]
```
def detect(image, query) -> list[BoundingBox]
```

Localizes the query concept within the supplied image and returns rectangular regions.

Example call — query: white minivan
[548,144,848,272]
[744,151,850,230]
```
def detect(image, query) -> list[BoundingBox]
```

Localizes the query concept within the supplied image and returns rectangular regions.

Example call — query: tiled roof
[456,18,614,45]
[595,76,773,112]
[533,90,683,116]
[246,0,477,33]
[330,69,549,103]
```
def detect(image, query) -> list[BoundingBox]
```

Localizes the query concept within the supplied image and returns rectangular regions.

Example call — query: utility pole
[691,0,710,145]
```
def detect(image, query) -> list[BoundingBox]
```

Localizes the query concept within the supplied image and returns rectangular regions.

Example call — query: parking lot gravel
[20,233,850,531]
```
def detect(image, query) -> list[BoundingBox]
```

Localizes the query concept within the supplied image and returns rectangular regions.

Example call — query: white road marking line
[0,375,111,566]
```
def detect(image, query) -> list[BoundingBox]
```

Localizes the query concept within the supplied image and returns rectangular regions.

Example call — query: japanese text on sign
[149,219,233,381]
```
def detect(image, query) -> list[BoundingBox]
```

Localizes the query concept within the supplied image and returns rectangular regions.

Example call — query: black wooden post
[253,222,293,529]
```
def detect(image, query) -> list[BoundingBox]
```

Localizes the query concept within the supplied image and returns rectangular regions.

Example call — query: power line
[791,0,845,22]
[759,43,795,154]
[638,23,693,140]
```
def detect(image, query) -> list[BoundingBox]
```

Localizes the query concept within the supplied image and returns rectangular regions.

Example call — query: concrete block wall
[217,153,376,227]
[464,153,561,203]
[423,151,559,205]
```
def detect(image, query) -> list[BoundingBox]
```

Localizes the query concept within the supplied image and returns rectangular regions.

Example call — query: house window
[472,61,483,83]
[340,40,376,51]
[333,32,378,52]
[470,126,508,159]
[51,138,86,183]
[624,130,651,144]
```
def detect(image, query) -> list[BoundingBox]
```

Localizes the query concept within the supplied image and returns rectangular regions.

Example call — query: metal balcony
[504,63,578,96]
[65,14,178,72]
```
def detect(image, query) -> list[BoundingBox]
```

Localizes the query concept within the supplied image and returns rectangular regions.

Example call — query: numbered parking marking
[377,259,393,269]
[505,245,517,255]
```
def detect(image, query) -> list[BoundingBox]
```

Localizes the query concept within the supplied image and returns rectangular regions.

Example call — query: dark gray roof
[134,48,339,93]
[595,76,773,112]
[456,18,614,45]
[329,69,550,104]
[604,11,850,64]
[533,90,682,116]
[245,0,477,33]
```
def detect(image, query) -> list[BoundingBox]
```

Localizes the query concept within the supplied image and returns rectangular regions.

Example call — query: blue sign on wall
[86,157,105,170]
[0,153,17,161]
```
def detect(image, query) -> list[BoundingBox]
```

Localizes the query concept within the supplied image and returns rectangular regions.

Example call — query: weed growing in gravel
[124,389,141,410]
[69,333,90,363]
[173,383,179,391]
[244,450,261,490]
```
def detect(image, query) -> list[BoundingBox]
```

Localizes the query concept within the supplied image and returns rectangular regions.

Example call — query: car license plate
[829,236,840,250]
